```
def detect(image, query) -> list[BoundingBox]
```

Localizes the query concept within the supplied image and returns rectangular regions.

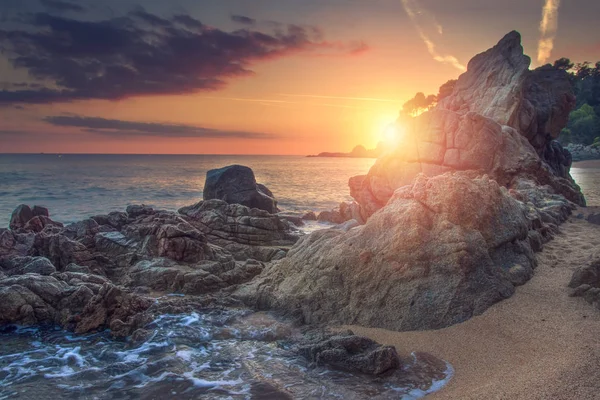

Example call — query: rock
[9,205,61,232]
[277,213,305,227]
[317,210,345,224]
[570,284,592,297]
[0,256,56,276]
[9,205,34,230]
[569,265,599,288]
[126,204,155,218]
[583,288,600,305]
[295,331,401,375]
[350,31,584,219]
[302,211,317,221]
[587,214,600,225]
[179,200,299,262]
[203,165,279,213]
[567,254,600,310]
[237,173,535,331]
[32,206,49,218]
[75,283,153,336]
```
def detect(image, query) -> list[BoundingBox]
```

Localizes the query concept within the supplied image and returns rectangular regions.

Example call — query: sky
[0,0,599,155]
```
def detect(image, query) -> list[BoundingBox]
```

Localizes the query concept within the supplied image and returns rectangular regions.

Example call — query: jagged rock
[203,165,279,213]
[9,205,35,230]
[0,256,56,276]
[350,31,584,219]
[9,204,59,232]
[125,258,263,295]
[296,331,401,375]
[237,173,535,331]
[0,269,151,336]
[179,200,299,262]
[75,283,153,336]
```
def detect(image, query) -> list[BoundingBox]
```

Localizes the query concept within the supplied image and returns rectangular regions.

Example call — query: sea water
[0,308,453,399]
[0,154,375,227]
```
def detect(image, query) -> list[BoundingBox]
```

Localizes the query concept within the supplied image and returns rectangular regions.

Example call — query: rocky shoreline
[0,31,597,398]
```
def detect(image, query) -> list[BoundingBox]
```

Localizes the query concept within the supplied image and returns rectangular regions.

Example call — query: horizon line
[0,152,312,157]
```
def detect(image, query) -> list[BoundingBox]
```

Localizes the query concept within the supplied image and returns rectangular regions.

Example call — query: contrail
[537,0,561,64]
[400,0,466,71]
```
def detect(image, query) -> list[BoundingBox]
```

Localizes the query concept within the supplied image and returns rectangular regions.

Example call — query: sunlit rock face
[351,31,583,219]
[237,31,581,333]
[237,173,540,331]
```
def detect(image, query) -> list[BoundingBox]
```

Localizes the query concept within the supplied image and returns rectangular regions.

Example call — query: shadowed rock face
[203,165,279,214]
[350,31,584,219]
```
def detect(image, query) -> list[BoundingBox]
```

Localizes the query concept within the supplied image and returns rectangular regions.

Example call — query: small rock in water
[295,331,401,375]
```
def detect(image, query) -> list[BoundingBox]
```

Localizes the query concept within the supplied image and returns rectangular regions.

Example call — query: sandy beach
[348,205,600,399]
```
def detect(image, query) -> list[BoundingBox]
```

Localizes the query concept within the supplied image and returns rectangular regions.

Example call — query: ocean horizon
[0,153,375,227]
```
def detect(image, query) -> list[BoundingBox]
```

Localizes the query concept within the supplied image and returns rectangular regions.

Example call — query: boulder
[237,173,536,331]
[9,205,34,230]
[9,204,59,232]
[203,165,279,213]
[296,331,401,375]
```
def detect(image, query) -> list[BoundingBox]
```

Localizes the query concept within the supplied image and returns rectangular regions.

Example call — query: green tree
[553,57,574,71]
[564,104,600,145]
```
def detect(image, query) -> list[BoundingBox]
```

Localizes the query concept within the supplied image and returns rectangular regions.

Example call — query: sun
[382,122,406,147]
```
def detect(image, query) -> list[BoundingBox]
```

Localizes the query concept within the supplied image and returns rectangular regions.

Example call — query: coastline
[347,206,600,399]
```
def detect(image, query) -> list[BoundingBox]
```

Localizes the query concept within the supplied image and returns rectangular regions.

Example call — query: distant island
[307,144,384,158]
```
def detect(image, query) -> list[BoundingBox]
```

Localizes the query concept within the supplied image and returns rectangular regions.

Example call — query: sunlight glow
[382,123,405,147]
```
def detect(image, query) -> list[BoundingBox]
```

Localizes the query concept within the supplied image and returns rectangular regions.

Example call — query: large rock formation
[350,31,584,219]
[203,165,279,213]
[236,31,582,332]
[238,173,546,330]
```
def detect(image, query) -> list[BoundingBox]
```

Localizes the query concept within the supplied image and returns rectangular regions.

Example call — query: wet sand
[572,160,600,206]
[347,207,600,399]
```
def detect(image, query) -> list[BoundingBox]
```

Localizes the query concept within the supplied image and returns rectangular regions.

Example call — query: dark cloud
[43,115,278,139]
[39,0,85,13]
[0,10,367,105]
[231,14,256,26]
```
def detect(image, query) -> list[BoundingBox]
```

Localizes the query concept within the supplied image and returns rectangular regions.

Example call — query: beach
[347,162,600,399]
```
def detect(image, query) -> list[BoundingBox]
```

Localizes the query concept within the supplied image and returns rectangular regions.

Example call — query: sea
[0,154,598,399]
[0,154,598,228]
[0,154,375,228]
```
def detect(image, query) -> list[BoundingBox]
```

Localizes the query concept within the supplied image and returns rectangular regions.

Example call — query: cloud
[39,0,85,13]
[400,0,465,71]
[43,115,278,139]
[537,0,561,64]
[231,14,256,26]
[0,10,367,105]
